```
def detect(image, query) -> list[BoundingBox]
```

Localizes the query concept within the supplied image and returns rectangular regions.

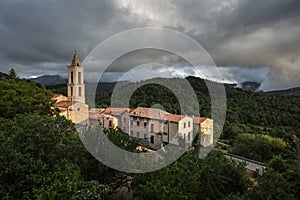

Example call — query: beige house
[126,107,171,149]
[52,52,89,124]
[98,108,132,130]
[193,117,214,147]
[89,108,105,126]
[163,114,194,147]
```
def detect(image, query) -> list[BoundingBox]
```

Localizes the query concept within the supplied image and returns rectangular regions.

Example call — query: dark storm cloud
[0,0,299,90]
[161,0,300,89]
[0,0,115,64]
[0,0,145,75]
[235,0,300,28]
[107,49,189,72]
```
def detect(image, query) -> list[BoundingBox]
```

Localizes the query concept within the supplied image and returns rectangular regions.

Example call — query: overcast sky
[0,0,299,90]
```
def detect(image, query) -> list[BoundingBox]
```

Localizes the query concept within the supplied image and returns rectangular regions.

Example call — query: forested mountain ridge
[266,86,300,95]
[29,75,67,86]
[0,72,8,78]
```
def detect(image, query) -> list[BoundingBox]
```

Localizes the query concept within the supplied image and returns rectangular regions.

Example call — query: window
[130,130,133,135]
[123,127,126,131]
[79,87,82,97]
[70,86,73,96]
[137,132,140,138]
[124,118,126,123]
[137,121,140,126]
[144,122,147,127]
[163,132,168,135]
[130,120,133,126]
[184,122,186,129]
[144,133,147,139]
[78,71,82,84]
[109,120,112,128]
[150,135,154,144]
[188,132,190,141]
[70,71,74,84]
[188,121,191,127]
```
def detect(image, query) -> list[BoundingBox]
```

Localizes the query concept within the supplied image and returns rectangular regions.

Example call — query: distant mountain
[29,74,132,93]
[0,72,8,78]
[29,75,67,86]
[239,81,261,92]
[94,81,131,93]
[224,81,261,92]
[224,83,238,89]
[266,87,300,95]
[30,74,300,95]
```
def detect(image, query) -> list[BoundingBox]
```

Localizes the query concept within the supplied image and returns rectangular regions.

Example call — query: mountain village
[52,52,213,150]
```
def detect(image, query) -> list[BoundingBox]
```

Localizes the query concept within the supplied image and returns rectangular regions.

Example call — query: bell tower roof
[71,51,81,66]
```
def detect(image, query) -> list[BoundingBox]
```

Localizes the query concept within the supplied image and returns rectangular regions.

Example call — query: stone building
[52,52,89,124]
[193,117,214,147]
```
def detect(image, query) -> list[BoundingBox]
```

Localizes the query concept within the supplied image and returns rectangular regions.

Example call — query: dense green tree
[0,113,110,199]
[249,169,296,200]
[221,121,239,140]
[230,134,292,162]
[104,128,139,152]
[284,170,300,199]
[267,155,289,173]
[132,151,251,200]
[46,84,67,97]
[0,77,53,118]
[8,68,17,79]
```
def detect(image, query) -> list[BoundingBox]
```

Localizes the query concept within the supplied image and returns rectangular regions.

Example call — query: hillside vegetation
[2,73,300,199]
[95,76,300,140]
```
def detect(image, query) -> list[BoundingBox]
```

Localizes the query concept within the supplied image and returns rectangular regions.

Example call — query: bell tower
[67,51,85,103]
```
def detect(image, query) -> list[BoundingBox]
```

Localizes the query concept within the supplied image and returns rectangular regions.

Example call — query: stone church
[52,52,89,124]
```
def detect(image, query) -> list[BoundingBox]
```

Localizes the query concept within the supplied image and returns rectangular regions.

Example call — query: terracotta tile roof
[130,107,171,120]
[89,108,104,113]
[54,100,72,108]
[103,107,131,116]
[89,113,104,120]
[58,109,67,113]
[193,117,207,124]
[165,114,187,122]
[51,94,63,100]
[89,108,105,119]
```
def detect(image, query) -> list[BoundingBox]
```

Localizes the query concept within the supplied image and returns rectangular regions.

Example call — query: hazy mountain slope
[30,75,67,86]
